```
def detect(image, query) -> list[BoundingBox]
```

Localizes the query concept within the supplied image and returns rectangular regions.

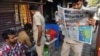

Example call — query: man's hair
[24,23,32,31]
[29,4,39,10]
[72,0,84,3]
[88,12,94,18]
[2,30,16,40]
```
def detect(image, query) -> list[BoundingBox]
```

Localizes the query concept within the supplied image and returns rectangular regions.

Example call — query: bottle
[44,45,49,56]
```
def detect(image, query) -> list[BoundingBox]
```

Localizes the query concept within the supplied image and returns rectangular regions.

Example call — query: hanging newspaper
[57,6,96,44]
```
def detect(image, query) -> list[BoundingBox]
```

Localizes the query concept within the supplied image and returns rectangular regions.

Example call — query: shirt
[33,11,45,44]
[18,31,32,47]
[0,42,26,56]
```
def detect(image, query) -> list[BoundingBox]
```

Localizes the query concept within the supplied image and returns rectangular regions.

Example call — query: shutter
[0,11,16,42]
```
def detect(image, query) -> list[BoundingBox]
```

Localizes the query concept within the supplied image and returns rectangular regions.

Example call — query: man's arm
[25,35,32,47]
[57,19,63,25]
[87,18,97,26]
[37,25,42,46]
[34,15,42,46]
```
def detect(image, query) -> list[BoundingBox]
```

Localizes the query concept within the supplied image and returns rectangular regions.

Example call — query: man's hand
[87,19,96,26]
[58,19,63,24]
[76,21,80,26]
[37,41,41,46]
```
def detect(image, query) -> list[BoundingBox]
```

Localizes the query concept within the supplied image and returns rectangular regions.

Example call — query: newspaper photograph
[78,26,93,44]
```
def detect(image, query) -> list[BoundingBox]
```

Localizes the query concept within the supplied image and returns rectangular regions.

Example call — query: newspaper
[57,6,95,44]
[66,25,79,41]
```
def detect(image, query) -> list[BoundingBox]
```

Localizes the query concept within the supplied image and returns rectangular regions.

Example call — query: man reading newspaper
[60,0,95,56]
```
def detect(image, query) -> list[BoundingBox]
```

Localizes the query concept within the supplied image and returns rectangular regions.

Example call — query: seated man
[0,30,26,56]
[18,23,36,56]
[18,23,32,48]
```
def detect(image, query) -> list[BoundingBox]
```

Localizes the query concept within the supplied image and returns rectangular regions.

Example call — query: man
[18,23,37,56]
[0,30,26,56]
[18,23,32,48]
[30,4,45,56]
[60,0,92,56]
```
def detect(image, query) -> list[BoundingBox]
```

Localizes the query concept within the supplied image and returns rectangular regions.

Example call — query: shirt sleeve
[0,47,7,56]
[0,49,3,56]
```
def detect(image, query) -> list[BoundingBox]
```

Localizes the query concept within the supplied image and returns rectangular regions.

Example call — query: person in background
[18,23,32,48]
[18,23,37,56]
[30,4,45,56]
[0,30,26,56]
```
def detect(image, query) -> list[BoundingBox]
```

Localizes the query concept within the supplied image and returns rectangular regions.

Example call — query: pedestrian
[30,4,45,56]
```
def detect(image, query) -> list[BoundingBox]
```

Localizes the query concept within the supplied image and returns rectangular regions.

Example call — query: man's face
[72,1,83,9]
[7,34,17,44]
